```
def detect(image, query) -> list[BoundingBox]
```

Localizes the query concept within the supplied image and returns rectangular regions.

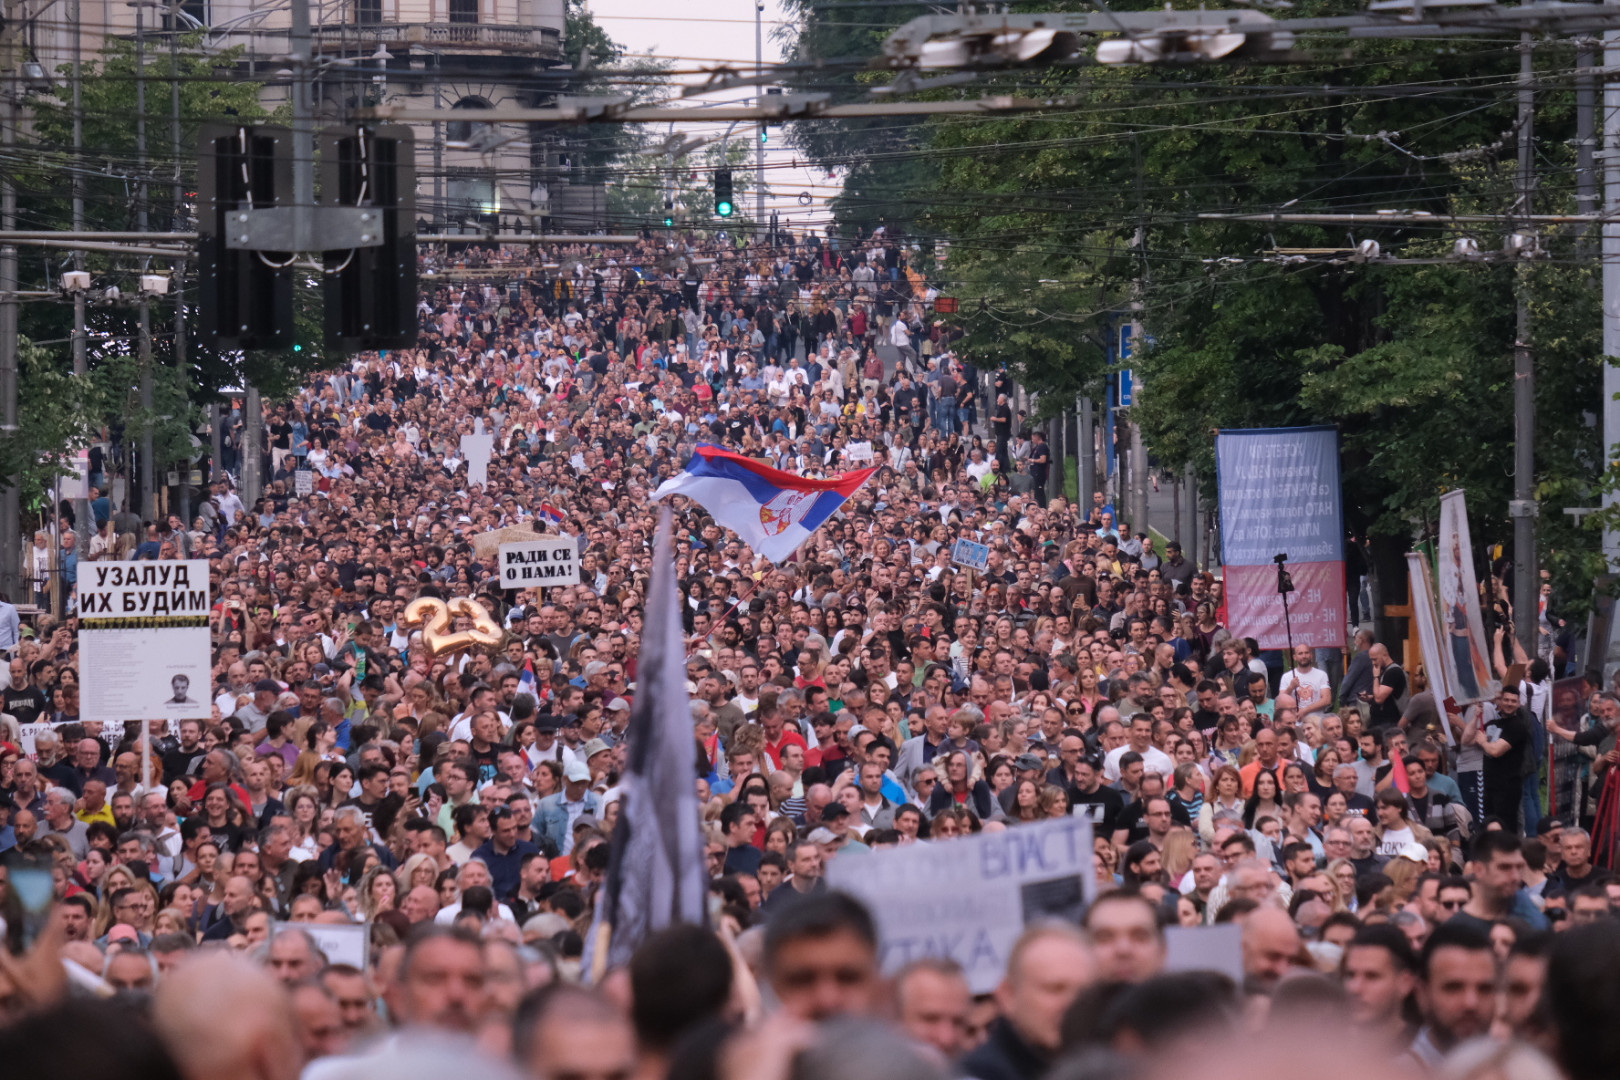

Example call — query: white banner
[78,560,212,723]
[1407,553,1456,744]
[499,537,580,589]
[826,815,1096,993]
[1437,491,1498,705]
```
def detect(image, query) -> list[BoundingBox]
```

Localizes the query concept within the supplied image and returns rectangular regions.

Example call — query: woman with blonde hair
[287,750,323,789]
[355,864,399,920]
[1161,827,1198,889]
[1326,857,1359,913]
[393,852,441,897]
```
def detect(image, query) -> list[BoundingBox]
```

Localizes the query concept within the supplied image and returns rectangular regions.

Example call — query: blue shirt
[471,838,540,900]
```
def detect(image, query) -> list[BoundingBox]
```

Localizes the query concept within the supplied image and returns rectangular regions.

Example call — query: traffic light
[197,124,294,350]
[321,125,418,352]
[663,196,675,228]
[714,168,734,218]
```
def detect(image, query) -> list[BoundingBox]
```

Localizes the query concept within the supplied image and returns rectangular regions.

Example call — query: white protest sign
[846,440,875,465]
[499,536,581,589]
[78,559,212,723]
[951,537,990,571]
[294,469,313,496]
[461,418,494,488]
[274,920,369,969]
[1164,924,1244,984]
[827,815,1096,993]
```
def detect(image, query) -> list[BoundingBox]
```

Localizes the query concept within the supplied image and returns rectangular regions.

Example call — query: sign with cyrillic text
[499,537,580,589]
[78,559,211,722]
[827,815,1096,993]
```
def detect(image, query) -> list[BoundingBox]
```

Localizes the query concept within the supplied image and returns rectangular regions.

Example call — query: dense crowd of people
[0,226,1617,1080]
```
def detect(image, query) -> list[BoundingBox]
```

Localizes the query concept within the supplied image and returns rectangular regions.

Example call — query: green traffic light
[663,216,675,227]
[292,343,303,352]
[716,200,734,218]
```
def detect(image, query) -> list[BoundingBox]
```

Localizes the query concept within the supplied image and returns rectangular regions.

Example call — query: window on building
[355,0,382,24]
[446,97,493,143]
[448,0,478,23]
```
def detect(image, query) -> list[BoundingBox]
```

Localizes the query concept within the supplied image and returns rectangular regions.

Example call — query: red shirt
[763,730,808,770]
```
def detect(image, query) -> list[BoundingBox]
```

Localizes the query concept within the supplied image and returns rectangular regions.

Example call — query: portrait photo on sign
[1436,491,1497,704]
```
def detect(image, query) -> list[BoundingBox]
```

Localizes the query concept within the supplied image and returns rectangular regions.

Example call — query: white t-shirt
[1103,743,1175,783]
[1279,666,1332,712]
[1376,825,1415,858]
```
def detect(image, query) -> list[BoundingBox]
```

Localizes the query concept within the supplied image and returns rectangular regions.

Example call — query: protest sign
[78,560,211,723]
[499,536,581,589]
[951,537,990,572]
[1216,426,1345,648]
[294,470,313,496]
[1164,924,1244,984]
[827,815,1095,992]
[846,441,875,465]
[274,920,368,969]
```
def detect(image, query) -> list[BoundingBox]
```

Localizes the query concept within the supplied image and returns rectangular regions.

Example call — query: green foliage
[837,0,1606,610]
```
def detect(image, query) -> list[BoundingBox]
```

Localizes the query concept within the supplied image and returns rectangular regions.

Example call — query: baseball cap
[605,698,629,712]
[806,827,839,844]
[1015,753,1047,772]
[563,760,591,783]
[820,802,850,821]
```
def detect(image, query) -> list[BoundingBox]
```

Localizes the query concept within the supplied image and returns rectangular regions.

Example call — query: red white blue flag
[651,444,878,562]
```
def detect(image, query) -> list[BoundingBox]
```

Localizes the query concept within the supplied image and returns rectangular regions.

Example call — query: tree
[877,0,1606,616]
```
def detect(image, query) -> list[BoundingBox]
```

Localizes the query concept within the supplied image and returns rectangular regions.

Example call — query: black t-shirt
[1482,706,1530,796]
[3,684,47,725]
[1192,708,1222,733]
[1370,664,1407,727]
[1113,799,1193,845]
[1069,785,1125,837]
[469,743,502,787]
[163,745,207,783]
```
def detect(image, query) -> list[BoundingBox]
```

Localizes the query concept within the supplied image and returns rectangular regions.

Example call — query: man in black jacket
[961,926,1095,1080]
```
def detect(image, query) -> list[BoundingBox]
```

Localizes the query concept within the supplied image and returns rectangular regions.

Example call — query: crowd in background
[0,227,1617,1080]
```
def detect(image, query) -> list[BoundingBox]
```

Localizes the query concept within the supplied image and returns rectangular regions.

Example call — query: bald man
[1242,907,1304,991]
[512,984,636,1080]
[962,926,1094,1080]
[153,952,302,1080]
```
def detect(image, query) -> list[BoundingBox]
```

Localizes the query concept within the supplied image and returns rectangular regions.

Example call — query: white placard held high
[499,536,581,589]
[78,560,212,722]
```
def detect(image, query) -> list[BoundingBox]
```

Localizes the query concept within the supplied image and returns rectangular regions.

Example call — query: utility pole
[1184,461,1199,568]
[71,0,88,552]
[0,15,18,604]
[242,387,261,510]
[755,0,766,227]
[1604,25,1620,571]
[136,6,155,520]
[1077,394,1094,513]
[433,61,443,232]
[1511,32,1538,658]
[171,0,189,525]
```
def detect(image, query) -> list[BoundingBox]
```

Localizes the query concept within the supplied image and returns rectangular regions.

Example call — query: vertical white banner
[1436,491,1499,705]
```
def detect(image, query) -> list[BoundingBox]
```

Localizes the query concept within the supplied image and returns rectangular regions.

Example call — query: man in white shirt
[433,859,517,925]
[1279,644,1332,720]
[1103,714,1175,782]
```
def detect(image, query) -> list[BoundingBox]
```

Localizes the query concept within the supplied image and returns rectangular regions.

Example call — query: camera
[1273,552,1290,564]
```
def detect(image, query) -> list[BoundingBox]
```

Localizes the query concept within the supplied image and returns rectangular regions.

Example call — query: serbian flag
[537,502,566,525]
[518,656,539,701]
[652,444,878,562]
